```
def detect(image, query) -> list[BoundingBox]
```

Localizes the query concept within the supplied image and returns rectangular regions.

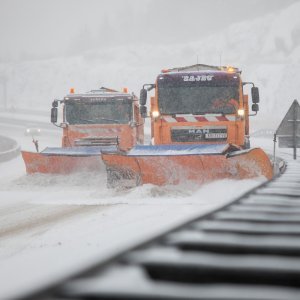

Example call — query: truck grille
[171,126,227,142]
[74,136,119,146]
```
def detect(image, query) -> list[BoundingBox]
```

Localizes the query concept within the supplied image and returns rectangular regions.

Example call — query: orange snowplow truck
[101,64,273,187]
[22,87,144,174]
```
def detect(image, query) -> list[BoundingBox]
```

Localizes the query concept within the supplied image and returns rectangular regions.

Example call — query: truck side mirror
[252,103,259,112]
[140,89,147,106]
[51,107,58,123]
[251,87,260,104]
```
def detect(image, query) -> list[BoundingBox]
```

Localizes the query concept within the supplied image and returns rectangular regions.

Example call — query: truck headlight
[152,111,160,118]
[25,128,41,136]
[237,109,245,117]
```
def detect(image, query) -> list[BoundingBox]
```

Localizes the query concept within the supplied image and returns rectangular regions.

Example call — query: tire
[106,167,141,189]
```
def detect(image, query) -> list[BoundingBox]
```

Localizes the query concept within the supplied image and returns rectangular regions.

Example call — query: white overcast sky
[0,0,297,62]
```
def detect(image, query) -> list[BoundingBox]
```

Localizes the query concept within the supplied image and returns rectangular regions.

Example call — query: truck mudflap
[101,144,273,188]
[21,145,117,174]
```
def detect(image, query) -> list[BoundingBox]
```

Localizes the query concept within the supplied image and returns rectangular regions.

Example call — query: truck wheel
[107,167,121,189]
[106,167,141,189]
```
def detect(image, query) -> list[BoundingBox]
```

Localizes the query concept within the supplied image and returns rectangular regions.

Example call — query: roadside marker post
[276,99,300,160]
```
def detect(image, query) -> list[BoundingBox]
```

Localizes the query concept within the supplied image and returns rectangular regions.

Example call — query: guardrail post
[276,99,300,160]
[273,133,277,172]
[293,101,298,160]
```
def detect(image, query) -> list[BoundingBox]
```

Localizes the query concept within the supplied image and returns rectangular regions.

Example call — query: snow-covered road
[0,121,270,299]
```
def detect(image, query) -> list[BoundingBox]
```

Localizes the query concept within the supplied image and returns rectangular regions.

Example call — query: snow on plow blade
[101,144,273,187]
[22,145,117,174]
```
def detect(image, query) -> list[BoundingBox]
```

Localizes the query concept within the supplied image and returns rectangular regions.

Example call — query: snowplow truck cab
[53,87,144,151]
[141,64,258,148]
[101,65,273,187]
[22,87,144,174]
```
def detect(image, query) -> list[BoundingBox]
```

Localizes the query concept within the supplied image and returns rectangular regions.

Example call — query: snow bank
[0,135,20,162]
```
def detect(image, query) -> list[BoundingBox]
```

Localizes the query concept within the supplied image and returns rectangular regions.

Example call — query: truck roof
[161,64,241,74]
[159,70,240,77]
[157,70,241,86]
[63,87,134,101]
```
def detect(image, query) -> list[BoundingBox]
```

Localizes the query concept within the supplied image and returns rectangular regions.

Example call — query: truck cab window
[65,100,132,125]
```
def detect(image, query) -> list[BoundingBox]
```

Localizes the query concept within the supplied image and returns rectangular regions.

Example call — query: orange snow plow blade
[102,144,273,187]
[21,146,113,174]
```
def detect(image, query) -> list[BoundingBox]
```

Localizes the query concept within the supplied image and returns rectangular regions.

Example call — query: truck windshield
[158,85,239,115]
[65,101,132,125]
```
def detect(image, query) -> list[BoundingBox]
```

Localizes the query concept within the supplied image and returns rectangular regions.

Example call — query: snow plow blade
[22,145,117,174]
[101,144,273,187]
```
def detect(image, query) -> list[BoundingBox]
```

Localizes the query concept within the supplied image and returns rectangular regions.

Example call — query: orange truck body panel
[150,76,246,146]
[61,124,138,151]
[152,119,243,145]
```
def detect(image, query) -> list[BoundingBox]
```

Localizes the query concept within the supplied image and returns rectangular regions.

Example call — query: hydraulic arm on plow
[102,64,273,187]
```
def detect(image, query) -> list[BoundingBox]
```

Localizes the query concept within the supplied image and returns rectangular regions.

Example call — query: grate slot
[214,210,300,223]
[242,195,300,207]
[164,230,300,255]
[191,220,300,235]
[255,188,300,197]
[228,204,300,214]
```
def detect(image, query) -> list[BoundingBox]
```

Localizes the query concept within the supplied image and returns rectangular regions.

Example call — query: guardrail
[0,135,20,162]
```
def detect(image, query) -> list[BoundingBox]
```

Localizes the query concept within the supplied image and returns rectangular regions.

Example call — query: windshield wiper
[94,117,121,123]
[77,117,121,124]
[192,112,223,115]
[77,118,94,123]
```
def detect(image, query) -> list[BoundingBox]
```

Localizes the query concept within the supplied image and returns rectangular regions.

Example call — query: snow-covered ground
[0,122,268,299]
